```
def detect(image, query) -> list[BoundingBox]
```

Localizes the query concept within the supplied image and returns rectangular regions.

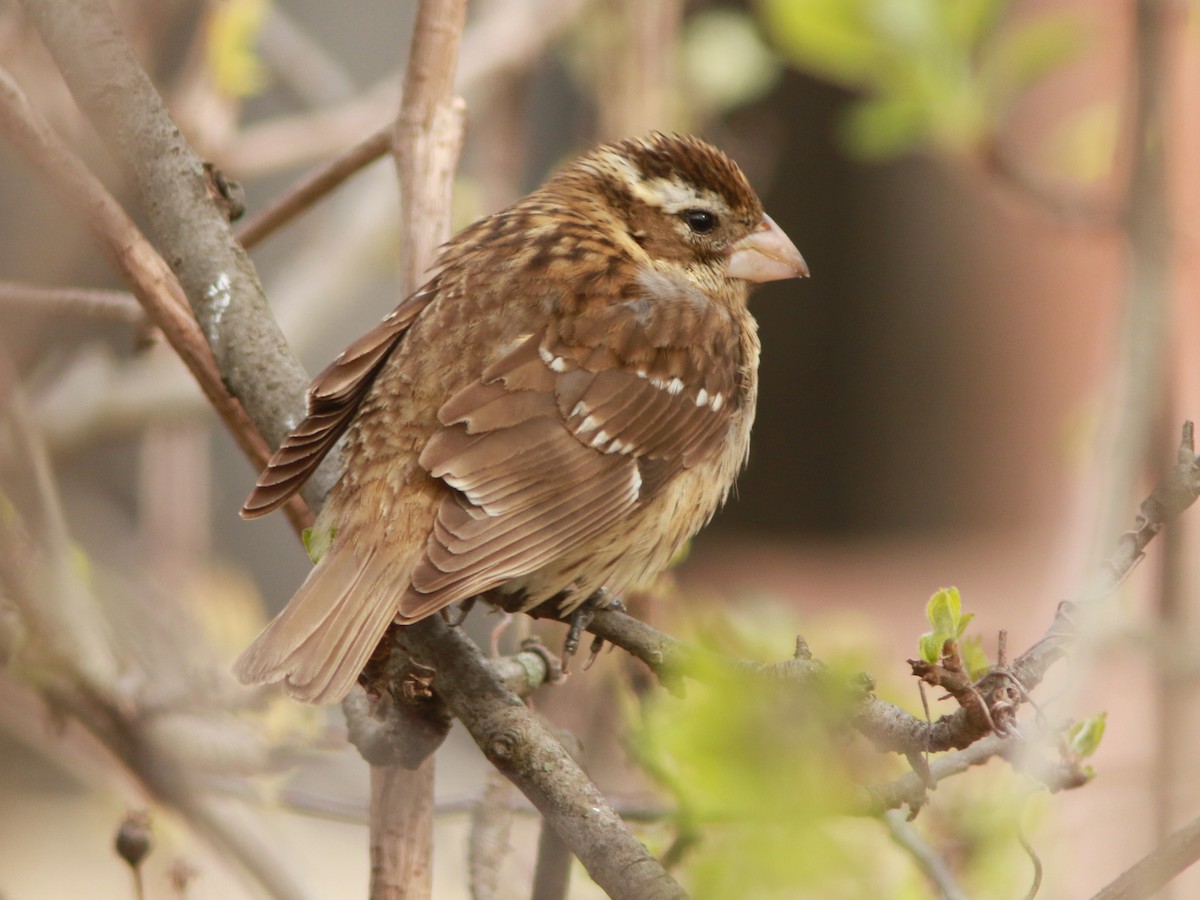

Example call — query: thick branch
[394,616,688,900]
[0,64,311,532]
[18,0,316,489]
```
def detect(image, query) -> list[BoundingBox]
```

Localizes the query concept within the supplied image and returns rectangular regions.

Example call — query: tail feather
[234,548,396,704]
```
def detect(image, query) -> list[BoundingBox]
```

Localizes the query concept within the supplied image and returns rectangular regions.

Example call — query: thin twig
[235,127,391,249]
[883,809,970,900]
[0,280,145,324]
[583,424,1200,764]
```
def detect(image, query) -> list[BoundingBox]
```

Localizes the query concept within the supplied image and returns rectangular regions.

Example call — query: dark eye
[682,208,717,234]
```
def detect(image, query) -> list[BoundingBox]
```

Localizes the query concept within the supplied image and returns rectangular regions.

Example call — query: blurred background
[1,0,1198,897]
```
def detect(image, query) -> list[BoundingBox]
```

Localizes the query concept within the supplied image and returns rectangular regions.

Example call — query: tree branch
[394,616,688,900]
[1089,812,1200,900]
[234,127,391,250]
[586,424,1200,762]
[0,63,311,534]
[18,0,317,492]
[0,279,144,324]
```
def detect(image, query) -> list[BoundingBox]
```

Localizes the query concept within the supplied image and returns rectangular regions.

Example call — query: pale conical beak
[727,214,809,283]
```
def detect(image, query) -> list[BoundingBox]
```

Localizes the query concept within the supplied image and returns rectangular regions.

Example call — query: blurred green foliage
[629,614,902,897]
[682,7,783,117]
[757,0,1086,158]
[206,0,271,98]
[627,605,1038,897]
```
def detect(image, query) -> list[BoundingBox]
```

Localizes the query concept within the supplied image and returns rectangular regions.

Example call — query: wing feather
[241,286,437,518]
[400,283,743,617]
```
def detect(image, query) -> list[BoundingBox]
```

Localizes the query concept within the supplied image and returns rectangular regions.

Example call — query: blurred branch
[0,73,311,530]
[883,809,969,900]
[0,279,145,324]
[1090,812,1200,900]
[235,127,391,249]
[976,135,1118,229]
[0,364,121,693]
[469,772,519,900]
[220,0,590,177]
[30,344,204,453]
[0,377,313,900]
[1092,0,1174,554]
[259,3,358,107]
[17,0,314,482]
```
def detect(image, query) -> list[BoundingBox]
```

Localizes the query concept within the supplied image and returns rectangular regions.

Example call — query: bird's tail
[233,545,396,704]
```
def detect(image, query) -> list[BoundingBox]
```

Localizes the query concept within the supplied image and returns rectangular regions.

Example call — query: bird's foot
[561,589,624,674]
[441,595,477,627]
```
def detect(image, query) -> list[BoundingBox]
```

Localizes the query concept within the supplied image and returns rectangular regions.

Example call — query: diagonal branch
[18,0,316,491]
[0,63,311,533]
[587,424,1200,760]
[395,616,688,900]
[1089,812,1200,900]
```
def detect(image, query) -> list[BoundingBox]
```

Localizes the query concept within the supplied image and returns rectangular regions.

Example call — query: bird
[235,132,808,703]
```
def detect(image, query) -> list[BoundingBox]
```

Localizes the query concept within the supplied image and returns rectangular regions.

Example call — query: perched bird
[236,133,807,703]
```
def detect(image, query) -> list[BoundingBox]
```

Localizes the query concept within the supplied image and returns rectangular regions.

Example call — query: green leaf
[841,93,928,159]
[925,587,962,634]
[757,0,1090,161]
[629,622,892,896]
[919,587,972,664]
[919,631,945,664]
[1066,712,1107,759]
[956,611,975,638]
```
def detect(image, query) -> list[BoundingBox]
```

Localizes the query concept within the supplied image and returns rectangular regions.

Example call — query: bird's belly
[497,449,740,614]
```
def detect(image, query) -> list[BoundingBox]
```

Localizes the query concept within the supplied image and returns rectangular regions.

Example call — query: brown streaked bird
[236,133,808,703]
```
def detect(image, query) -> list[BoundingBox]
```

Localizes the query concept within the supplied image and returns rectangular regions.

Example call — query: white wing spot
[636,369,648,379]
[550,356,567,372]
[571,401,591,419]
[696,388,709,407]
[667,377,684,395]
[591,430,611,448]
[608,438,631,455]
[630,464,642,499]
[580,415,599,432]
[711,393,724,412]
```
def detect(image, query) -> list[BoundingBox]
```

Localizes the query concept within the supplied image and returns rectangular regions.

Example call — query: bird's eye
[682,209,717,234]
